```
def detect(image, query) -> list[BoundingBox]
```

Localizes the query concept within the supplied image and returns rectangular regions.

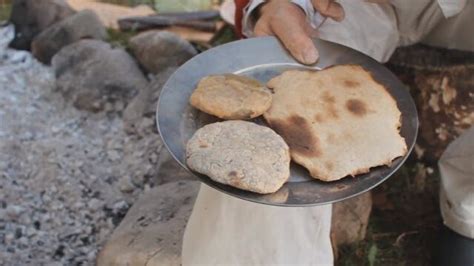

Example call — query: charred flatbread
[264,65,407,181]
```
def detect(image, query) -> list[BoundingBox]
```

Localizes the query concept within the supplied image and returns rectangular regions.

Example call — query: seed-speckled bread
[189,74,272,120]
[186,120,290,194]
[264,65,407,182]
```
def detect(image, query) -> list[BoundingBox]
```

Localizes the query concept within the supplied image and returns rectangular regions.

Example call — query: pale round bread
[189,74,272,120]
[186,120,290,194]
[264,65,407,182]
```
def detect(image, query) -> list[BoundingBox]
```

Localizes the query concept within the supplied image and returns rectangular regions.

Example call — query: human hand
[254,0,344,65]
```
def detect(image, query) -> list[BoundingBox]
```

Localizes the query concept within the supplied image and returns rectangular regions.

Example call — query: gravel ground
[0,26,162,265]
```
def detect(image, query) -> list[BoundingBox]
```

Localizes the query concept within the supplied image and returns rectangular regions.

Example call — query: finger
[311,0,345,21]
[270,8,319,64]
[254,21,272,37]
[305,21,319,38]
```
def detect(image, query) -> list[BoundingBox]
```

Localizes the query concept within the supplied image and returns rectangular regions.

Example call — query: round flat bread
[186,120,290,194]
[264,65,407,182]
[189,74,272,120]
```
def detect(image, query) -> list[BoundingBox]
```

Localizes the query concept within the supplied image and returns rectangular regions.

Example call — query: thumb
[270,8,319,64]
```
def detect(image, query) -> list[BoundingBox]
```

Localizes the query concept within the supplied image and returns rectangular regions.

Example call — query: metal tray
[157,37,418,206]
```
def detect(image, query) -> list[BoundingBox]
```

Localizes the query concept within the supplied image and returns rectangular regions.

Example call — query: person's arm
[239,0,344,65]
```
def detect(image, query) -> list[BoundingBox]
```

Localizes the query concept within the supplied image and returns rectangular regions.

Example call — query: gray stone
[9,0,75,50]
[97,181,200,266]
[31,10,107,64]
[155,149,194,185]
[123,67,177,133]
[118,176,135,193]
[52,39,149,112]
[331,192,372,247]
[129,31,197,74]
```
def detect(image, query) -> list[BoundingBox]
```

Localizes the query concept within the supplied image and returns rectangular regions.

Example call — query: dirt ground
[337,158,441,265]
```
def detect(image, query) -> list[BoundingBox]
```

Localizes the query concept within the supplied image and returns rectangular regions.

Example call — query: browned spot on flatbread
[198,140,208,148]
[344,80,360,88]
[230,179,242,187]
[346,99,367,116]
[322,91,336,104]
[322,91,339,119]
[327,105,339,119]
[267,115,321,157]
[325,162,334,171]
[314,113,324,123]
[228,171,243,186]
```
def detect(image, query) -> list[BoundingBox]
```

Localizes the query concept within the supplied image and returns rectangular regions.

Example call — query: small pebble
[119,176,135,193]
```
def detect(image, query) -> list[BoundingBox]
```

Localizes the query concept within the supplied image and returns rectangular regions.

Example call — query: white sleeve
[437,0,467,18]
[241,0,324,37]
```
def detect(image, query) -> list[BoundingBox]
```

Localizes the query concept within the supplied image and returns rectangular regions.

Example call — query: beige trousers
[182,1,474,265]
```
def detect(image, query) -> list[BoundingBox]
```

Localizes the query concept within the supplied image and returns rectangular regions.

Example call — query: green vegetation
[98,0,156,7]
[106,28,137,49]
[0,3,11,21]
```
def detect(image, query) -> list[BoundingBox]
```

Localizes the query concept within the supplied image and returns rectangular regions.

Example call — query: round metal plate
[157,37,418,206]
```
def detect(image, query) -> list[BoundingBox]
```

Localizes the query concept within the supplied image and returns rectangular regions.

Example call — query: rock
[387,45,474,162]
[155,149,194,185]
[31,10,107,64]
[129,31,197,74]
[97,181,200,266]
[5,205,25,219]
[331,192,372,247]
[9,0,75,50]
[123,67,177,133]
[118,176,135,193]
[52,39,149,112]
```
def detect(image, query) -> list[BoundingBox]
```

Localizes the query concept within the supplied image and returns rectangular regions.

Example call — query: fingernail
[302,47,318,65]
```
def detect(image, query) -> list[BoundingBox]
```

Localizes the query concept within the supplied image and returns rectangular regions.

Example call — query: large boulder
[52,39,148,112]
[32,10,107,64]
[387,45,474,162]
[331,192,372,247]
[123,67,177,133]
[9,0,75,50]
[97,181,200,266]
[129,31,197,74]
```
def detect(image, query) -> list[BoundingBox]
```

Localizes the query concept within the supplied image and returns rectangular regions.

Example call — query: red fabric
[234,0,250,38]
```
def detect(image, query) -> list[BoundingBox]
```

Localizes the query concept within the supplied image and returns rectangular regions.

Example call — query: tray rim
[156,36,419,207]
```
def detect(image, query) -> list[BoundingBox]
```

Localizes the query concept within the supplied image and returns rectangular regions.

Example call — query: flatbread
[264,65,407,181]
[186,120,290,194]
[190,74,272,120]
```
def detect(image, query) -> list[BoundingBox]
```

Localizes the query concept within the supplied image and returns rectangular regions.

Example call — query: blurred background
[0,0,221,21]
